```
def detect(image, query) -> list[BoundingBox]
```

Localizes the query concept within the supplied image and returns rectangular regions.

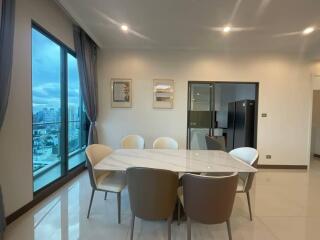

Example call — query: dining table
[94,149,257,173]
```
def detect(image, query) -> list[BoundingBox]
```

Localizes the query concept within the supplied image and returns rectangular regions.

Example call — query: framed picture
[153,79,174,109]
[111,78,132,108]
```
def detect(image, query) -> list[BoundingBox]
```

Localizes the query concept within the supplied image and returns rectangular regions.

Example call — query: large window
[32,23,88,192]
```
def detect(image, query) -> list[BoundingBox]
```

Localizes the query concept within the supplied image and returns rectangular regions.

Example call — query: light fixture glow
[223,25,232,33]
[302,26,315,35]
[121,24,128,32]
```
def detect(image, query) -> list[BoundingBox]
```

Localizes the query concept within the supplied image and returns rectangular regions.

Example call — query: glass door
[32,23,88,193]
[32,28,64,191]
[67,53,87,170]
[187,82,215,149]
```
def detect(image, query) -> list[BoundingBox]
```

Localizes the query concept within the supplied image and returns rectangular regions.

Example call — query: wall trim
[5,165,86,225]
[257,164,308,170]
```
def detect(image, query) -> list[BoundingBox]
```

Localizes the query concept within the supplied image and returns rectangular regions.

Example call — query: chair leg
[130,214,135,240]
[226,219,232,240]
[87,189,95,219]
[246,191,253,221]
[117,192,121,224]
[187,217,191,240]
[178,200,181,226]
[167,215,173,240]
[104,192,108,200]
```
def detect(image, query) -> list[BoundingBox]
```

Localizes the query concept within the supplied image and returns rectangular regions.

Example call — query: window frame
[31,21,88,194]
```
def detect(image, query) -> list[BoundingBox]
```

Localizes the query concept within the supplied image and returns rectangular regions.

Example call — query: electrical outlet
[266,155,272,159]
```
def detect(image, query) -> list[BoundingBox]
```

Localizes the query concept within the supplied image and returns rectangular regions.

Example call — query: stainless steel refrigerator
[226,100,255,151]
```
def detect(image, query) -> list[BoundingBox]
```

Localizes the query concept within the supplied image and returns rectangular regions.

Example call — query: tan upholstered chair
[121,135,145,149]
[153,137,178,149]
[178,173,238,240]
[85,144,126,223]
[127,167,179,240]
[230,147,259,221]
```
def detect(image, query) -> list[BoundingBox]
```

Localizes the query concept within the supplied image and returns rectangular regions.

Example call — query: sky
[32,28,80,114]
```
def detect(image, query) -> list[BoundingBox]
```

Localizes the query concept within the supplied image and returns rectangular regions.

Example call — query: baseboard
[6,164,86,225]
[257,164,308,170]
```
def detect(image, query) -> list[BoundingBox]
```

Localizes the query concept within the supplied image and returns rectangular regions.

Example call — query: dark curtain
[0,0,15,131]
[73,26,98,145]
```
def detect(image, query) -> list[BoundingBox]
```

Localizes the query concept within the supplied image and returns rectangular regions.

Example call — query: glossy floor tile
[4,158,320,240]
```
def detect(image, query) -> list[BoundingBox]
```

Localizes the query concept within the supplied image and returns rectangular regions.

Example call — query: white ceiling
[57,0,320,54]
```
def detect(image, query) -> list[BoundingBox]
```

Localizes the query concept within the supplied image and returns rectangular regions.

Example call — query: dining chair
[205,135,226,151]
[178,173,238,240]
[85,144,126,223]
[121,135,145,149]
[230,147,259,221]
[153,137,179,149]
[127,167,179,240]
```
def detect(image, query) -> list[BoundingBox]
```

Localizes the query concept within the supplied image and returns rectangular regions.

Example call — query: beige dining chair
[178,173,238,240]
[121,135,145,149]
[127,167,179,240]
[153,137,179,149]
[230,147,259,221]
[85,144,126,223]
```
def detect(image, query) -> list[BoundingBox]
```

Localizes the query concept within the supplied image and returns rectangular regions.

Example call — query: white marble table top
[94,149,257,173]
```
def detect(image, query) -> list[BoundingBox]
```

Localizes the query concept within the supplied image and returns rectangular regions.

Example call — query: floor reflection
[33,182,80,240]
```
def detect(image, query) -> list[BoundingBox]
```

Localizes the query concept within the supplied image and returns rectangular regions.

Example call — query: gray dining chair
[230,147,259,221]
[127,167,179,240]
[205,135,226,151]
[85,144,127,223]
[178,173,238,240]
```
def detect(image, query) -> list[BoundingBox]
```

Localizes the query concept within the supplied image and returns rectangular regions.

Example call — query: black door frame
[187,81,259,149]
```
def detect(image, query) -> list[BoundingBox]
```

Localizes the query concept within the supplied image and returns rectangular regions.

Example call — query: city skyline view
[32,28,81,116]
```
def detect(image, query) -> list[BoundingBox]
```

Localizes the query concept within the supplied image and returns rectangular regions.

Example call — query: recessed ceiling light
[302,26,315,35]
[121,24,128,32]
[223,25,232,33]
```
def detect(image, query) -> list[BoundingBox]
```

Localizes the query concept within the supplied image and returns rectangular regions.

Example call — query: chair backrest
[127,167,178,220]
[229,147,258,165]
[121,135,145,149]
[229,147,259,192]
[153,137,178,149]
[182,173,238,224]
[205,135,226,151]
[85,144,113,189]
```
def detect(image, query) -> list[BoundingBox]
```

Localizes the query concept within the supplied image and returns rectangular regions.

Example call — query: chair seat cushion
[97,171,127,193]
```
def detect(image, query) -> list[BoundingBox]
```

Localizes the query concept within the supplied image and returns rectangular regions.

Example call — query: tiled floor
[4,158,320,240]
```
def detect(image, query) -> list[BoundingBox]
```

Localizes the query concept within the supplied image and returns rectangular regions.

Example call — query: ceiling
[57,0,320,55]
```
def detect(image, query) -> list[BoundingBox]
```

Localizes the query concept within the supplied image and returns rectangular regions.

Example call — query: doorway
[187,82,259,150]
[311,90,320,159]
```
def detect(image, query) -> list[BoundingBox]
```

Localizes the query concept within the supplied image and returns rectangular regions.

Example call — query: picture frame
[111,78,132,108]
[153,79,174,109]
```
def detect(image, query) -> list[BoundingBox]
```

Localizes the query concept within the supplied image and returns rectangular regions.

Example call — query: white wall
[0,0,74,215]
[97,49,312,167]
